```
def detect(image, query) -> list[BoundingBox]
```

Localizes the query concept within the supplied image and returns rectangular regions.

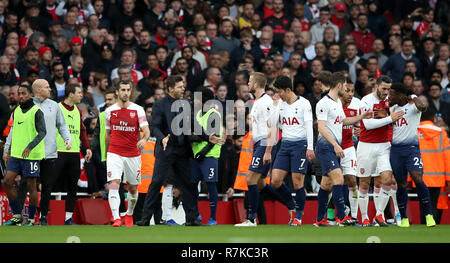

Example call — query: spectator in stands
[367,0,389,41]
[143,0,167,34]
[427,81,450,126]
[92,0,109,29]
[418,37,437,79]
[90,72,108,107]
[412,79,425,96]
[322,26,337,49]
[203,66,222,91]
[239,1,254,30]
[0,56,18,86]
[230,28,263,71]
[65,55,84,86]
[263,0,291,50]
[388,34,402,56]
[323,42,348,73]
[350,13,376,55]
[136,30,153,68]
[111,48,143,85]
[314,41,327,62]
[17,46,51,81]
[61,11,78,40]
[401,16,420,48]
[362,38,389,68]
[50,62,67,102]
[171,32,207,70]
[54,35,72,67]
[344,42,365,84]
[310,6,339,45]
[382,37,421,82]
[211,18,240,55]
[18,15,38,50]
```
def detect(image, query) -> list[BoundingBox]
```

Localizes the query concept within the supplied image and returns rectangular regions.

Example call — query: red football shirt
[105,103,148,157]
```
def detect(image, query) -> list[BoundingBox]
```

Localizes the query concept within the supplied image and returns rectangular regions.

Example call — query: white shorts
[340,146,356,176]
[106,152,141,185]
[356,141,391,178]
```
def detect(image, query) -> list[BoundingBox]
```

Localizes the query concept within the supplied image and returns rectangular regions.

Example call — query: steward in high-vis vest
[189,87,224,226]
[133,136,157,223]
[418,111,450,224]
[233,131,270,191]
[55,83,92,225]
[138,137,156,194]
[2,84,46,226]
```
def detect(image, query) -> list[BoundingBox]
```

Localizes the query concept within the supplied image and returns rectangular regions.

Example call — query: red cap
[334,2,347,12]
[70,35,83,47]
[39,46,52,57]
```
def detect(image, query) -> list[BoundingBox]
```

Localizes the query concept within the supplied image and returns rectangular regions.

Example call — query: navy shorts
[315,139,341,176]
[272,140,309,174]
[6,157,40,178]
[390,144,423,181]
[191,157,219,183]
[248,140,277,178]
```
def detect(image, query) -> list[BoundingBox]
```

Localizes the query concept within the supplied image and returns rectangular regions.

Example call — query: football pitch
[1,224,450,243]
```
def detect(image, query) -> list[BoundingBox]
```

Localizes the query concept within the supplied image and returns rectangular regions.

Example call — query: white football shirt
[316,95,346,145]
[279,96,314,149]
[391,102,421,145]
[250,93,279,144]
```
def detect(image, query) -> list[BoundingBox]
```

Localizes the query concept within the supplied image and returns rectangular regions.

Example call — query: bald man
[5,79,72,225]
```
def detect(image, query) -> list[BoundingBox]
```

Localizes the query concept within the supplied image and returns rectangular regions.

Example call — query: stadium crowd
[0,0,449,226]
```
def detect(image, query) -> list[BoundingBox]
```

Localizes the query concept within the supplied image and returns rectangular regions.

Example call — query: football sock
[390,184,399,215]
[108,189,121,220]
[294,187,305,220]
[9,199,21,215]
[28,205,36,221]
[416,181,433,216]
[274,183,296,210]
[343,185,350,208]
[377,185,392,217]
[358,188,369,221]
[373,187,381,212]
[262,184,288,206]
[126,192,138,216]
[332,185,346,220]
[206,182,218,220]
[348,186,358,218]
[327,208,335,220]
[316,188,329,221]
[396,186,408,219]
[248,184,259,221]
[161,185,173,221]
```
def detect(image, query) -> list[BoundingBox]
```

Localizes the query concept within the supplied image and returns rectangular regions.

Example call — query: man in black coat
[137,75,201,226]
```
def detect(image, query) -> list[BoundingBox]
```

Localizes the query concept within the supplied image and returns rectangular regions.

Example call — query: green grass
[1,225,450,243]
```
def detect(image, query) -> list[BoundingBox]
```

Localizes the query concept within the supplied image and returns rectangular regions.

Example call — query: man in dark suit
[137,75,201,226]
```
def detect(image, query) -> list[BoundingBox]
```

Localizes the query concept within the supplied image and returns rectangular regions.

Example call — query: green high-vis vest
[56,102,80,152]
[11,105,45,160]
[192,108,222,159]
[99,111,106,162]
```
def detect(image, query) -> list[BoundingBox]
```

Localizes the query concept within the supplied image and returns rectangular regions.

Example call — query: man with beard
[105,80,150,227]
[16,47,51,82]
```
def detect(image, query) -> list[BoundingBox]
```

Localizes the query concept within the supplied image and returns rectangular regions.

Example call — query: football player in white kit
[235,72,281,227]
[271,76,315,226]
[388,83,436,227]
[314,71,373,226]
[356,75,405,226]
